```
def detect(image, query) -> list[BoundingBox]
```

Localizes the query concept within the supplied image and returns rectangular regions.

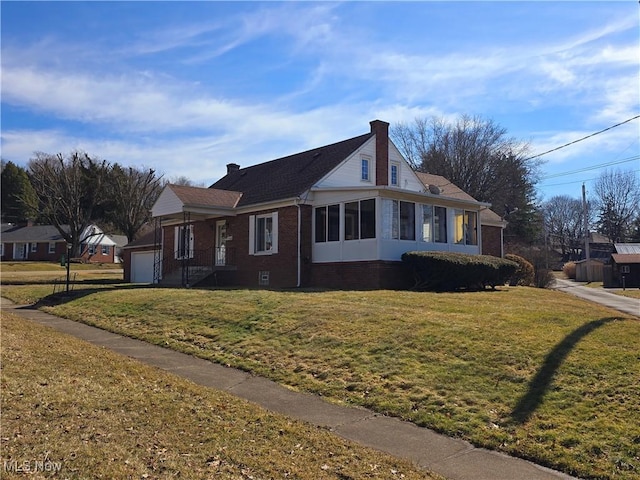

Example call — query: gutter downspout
[296,199,302,287]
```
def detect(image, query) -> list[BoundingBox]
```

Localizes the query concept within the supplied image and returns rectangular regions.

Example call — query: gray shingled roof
[1,225,67,242]
[211,133,372,207]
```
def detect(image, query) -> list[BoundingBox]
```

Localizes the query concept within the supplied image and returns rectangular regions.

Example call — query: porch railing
[162,247,236,285]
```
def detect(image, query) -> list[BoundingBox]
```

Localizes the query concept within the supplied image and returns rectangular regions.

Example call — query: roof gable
[152,184,242,218]
[211,133,372,207]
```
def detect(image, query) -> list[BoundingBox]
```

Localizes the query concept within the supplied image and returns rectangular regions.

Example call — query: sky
[1,1,639,202]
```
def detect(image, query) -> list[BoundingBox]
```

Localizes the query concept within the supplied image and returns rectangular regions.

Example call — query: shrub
[401,251,518,291]
[505,254,535,286]
[563,262,577,279]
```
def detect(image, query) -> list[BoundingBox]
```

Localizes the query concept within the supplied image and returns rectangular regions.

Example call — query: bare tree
[105,164,164,242]
[391,115,539,244]
[543,195,588,260]
[27,151,108,256]
[593,169,640,243]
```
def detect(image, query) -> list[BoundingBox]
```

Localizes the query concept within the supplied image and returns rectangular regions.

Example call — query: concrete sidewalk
[552,278,639,318]
[2,297,577,480]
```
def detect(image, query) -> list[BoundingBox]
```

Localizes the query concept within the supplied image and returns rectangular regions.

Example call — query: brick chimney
[226,163,240,174]
[370,120,389,186]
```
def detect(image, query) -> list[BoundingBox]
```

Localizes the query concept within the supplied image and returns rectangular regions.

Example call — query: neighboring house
[1,224,118,263]
[109,234,129,263]
[125,120,505,289]
[609,243,640,288]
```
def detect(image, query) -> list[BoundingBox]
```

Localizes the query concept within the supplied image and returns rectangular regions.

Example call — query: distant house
[609,243,640,288]
[1,224,118,263]
[124,120,505,288]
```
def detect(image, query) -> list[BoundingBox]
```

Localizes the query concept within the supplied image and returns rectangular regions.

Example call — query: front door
[14,243,28,260]
[215,221,227,266]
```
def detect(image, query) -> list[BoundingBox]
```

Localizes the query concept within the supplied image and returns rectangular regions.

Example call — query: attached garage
[130,251,159,283]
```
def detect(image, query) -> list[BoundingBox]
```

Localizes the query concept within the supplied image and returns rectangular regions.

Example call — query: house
[608,243,640,288]
[1,224,118,263]
[125,120,505,289]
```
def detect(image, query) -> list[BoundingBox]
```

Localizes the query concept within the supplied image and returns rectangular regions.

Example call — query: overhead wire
[525,114,640,161]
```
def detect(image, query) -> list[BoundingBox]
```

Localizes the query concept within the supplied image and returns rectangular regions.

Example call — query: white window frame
[48,242,56,254]
[390,162,400,186]
[454,209,478,245]
[101,245,109,255]
[249,212,278,255]
[361,156,371,182]
[621,265,630,274]
[174,225,194,260]
[30,242,38,253]
[88,244,96,255]
[421,205,448,244]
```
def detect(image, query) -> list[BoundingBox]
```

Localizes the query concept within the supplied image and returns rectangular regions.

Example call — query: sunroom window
[345,199,376,240]
[383,199,415,240]
[421,205,448,243]
[315,204,340,242]
[454,209,478,245]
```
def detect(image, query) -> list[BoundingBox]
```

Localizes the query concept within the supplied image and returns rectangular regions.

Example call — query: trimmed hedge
[401,251,518,291]
[505,253,535,286]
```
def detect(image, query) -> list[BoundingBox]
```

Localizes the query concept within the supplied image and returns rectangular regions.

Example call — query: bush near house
[505,253,535,286]
[402,251,517,291]
[563,262,577,279]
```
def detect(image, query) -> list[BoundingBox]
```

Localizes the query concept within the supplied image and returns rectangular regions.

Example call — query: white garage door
[131,251,158,283]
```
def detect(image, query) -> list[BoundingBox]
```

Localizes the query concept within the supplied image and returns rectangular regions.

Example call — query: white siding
[389,142,425,192]
[152,186,184,217]
[316,138,377,188]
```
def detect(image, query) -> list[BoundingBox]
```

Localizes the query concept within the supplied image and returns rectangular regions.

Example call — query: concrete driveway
[552,278,639,318]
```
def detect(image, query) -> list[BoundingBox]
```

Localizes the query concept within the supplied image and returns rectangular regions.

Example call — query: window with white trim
[421,205,447,243]
[31,243,38,253]
[174,225,194,259]
[345,199,376,240]
[88,244,96,255]
[249,212,278,255]
[382,199,415,240]
[315,204,340,243]
[101,245,109,255]
[48,242,56,254]
[390,162,399,186]
[361,156,370,182]
[454,209,478,245]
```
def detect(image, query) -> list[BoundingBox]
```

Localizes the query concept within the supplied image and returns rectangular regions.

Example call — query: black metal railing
[161,247,236,286]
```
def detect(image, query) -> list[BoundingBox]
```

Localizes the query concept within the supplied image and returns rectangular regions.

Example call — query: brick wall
[309,260,413,290]
[481,225,503,257]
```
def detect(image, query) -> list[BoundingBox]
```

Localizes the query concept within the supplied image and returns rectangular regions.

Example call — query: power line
[525,115,640,161]
[539,169,640,188]
[540,155,640,180]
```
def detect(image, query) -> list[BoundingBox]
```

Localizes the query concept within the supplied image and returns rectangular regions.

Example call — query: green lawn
[2,285,635,479]
[1,312,434,479]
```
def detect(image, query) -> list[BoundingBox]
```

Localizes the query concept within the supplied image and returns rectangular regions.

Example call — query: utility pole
[582,183,591,282]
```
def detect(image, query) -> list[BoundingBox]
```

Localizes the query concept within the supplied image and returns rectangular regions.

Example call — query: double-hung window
[88,244,96,255]
[390,162,399,186]
[315,204,340,243]
[361,156,371,182]
[101,245,109,255]
[345,199,376,240]
[174,225,194,259]
[30,243,37,253]
[48,242,56,254]
[249,212,278,254]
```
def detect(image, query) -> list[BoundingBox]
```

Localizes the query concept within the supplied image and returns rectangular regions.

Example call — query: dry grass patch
[1,312,437,479]
[34,286,640,479]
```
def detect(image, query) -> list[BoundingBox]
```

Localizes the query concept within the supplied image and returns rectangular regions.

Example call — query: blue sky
[2,1,638,201]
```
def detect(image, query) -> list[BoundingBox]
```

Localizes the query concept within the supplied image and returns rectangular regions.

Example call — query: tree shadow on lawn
[510,316,620,425]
